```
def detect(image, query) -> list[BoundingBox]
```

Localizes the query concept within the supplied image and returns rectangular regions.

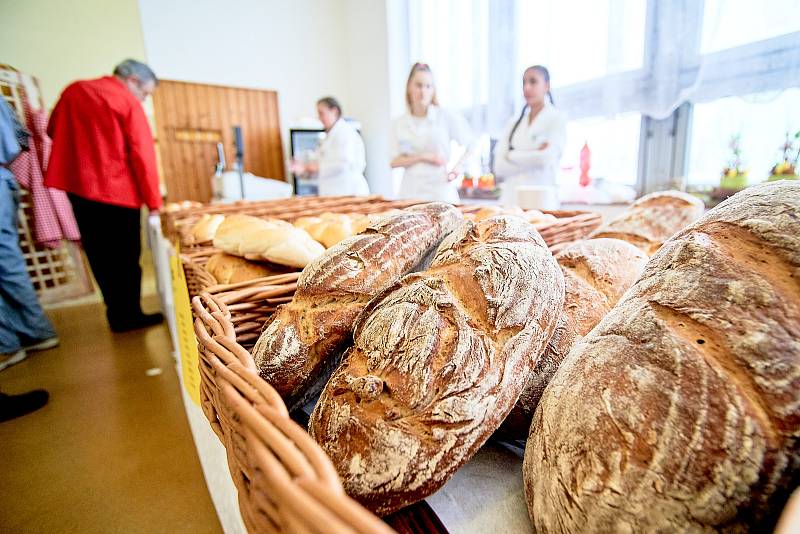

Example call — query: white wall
[137,0,351,179]
[2,0,148,110]
[137,0,405,195]
[341,0,393,196]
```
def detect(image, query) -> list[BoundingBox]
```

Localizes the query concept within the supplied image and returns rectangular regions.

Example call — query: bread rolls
[590,190,705,255]
[524,181,800,532]
[189,214,225,243]
[500,238,647,439]
[213,214,325,268]
[309,215,565,515]
[252,203,463,408]
[205,252,290,285]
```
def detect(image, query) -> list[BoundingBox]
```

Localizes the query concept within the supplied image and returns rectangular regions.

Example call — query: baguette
[524,181,800,532]
[213,214,325,268]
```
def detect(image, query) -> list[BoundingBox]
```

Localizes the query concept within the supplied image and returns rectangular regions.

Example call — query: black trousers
[68,194,143,327]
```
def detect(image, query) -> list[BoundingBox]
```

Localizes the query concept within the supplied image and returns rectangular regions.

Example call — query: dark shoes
[0,389,49,423]
[109,312,164,333]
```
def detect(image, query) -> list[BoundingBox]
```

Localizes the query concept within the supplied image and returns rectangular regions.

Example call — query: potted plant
[767,130,799,181]
[720,134,748,190]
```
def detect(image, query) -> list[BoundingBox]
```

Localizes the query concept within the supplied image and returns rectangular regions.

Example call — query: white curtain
[407,0,800,125]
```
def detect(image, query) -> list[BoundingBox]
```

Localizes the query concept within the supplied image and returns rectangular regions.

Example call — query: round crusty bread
[524,181,800,532]
[590,189,705,255]
[499,238,647,439]
[309,215,565,516]
[252,203,463,407]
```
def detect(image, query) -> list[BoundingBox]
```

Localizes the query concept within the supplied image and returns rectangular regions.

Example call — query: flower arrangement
[767,130,799,181]
[720,134,748,190]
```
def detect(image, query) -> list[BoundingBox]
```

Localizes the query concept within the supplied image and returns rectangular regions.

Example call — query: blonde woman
[390,63,473,203]
[493,65,567,205]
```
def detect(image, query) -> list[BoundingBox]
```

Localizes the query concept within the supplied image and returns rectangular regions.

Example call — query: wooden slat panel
[152,80,285,202]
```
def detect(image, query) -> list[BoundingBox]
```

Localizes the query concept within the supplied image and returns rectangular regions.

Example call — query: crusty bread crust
[524,181,800,532]
[500,238,647,439]
[590,190,705,255]
[310,216,565,515]
[252,203,463,407]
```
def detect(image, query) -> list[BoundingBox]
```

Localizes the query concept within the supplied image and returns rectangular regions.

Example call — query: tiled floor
[0,297,222,533]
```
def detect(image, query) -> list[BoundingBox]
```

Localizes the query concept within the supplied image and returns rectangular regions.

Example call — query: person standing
[45,59,163,332]
[0,98,59,372]
[291,97,370,196]
[390,63,474,203]
[493,65,567,206]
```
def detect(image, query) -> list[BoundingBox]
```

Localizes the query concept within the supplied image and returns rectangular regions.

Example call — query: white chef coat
[493,102,567,205]
[316,118,370,196]
[390,105,473,203]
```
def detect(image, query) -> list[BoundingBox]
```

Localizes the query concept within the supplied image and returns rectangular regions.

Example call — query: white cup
[516,185,560,210]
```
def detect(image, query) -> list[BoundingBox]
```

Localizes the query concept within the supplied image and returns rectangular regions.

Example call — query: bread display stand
[155,196,605,533]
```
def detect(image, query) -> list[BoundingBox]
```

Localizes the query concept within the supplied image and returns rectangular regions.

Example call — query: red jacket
[45,76,162,210]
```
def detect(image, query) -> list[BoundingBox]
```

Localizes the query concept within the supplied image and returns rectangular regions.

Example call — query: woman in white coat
[390,63,474,203]
[493,65,567,205]
[293,97,370,196]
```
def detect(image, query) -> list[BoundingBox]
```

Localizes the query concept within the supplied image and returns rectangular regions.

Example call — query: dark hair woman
[291,96,369,196]
[492,65,567,206]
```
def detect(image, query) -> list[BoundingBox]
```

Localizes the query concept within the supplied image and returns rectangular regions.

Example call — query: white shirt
[493,102,567,204]
[390,106,473,203]
[317,118,370,196]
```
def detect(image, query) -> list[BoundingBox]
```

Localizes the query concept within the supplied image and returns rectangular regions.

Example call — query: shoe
[0,389,49,422]
[0,349,28,372]
[25,336,60,352]
[110,312,165,333]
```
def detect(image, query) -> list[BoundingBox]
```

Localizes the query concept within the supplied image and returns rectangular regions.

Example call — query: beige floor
[0,297,222,533]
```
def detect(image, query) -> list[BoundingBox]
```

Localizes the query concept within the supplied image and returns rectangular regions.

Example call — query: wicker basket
[171,196,430,298]
[200,273,301,351]
[192,293,395,534]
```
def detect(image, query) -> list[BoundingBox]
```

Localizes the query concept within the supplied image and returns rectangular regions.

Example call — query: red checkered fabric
[9,100,80,248]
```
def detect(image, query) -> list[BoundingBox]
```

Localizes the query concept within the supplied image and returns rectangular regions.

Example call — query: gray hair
[113,59,158,85]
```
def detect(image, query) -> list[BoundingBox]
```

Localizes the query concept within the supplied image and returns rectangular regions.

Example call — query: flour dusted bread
[524,181,800,532]
[309,216,565,515]
[252,203,463,408]
[590,189,705,255]
[500,238,647,439]
[213,214,325,268]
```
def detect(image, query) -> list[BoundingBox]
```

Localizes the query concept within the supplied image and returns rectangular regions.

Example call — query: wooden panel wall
[153,80,285,202]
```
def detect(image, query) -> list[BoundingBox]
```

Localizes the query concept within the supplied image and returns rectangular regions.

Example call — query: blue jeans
[0,172,56,353]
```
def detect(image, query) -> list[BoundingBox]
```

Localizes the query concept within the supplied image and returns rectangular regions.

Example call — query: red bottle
[579,142,591,188]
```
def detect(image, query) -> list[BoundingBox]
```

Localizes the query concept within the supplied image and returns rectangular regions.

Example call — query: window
[701,0,800,54]
[687,88,800,187]
[516,0,646,88]
[403,0,800,193]
[408,0,489,110]
[560,113,641,186]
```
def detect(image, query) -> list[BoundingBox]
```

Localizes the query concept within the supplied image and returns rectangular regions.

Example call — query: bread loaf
[309,215,565,515]
[524,181,800,532]
[189,213,225,243]
[213,214,325,268]
[499,238,647,439]
[590,190,705,255]
[252,203,463,408]
[205,252,290,285]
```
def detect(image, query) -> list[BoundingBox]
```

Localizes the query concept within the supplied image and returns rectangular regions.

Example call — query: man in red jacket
[45,59,164,332]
